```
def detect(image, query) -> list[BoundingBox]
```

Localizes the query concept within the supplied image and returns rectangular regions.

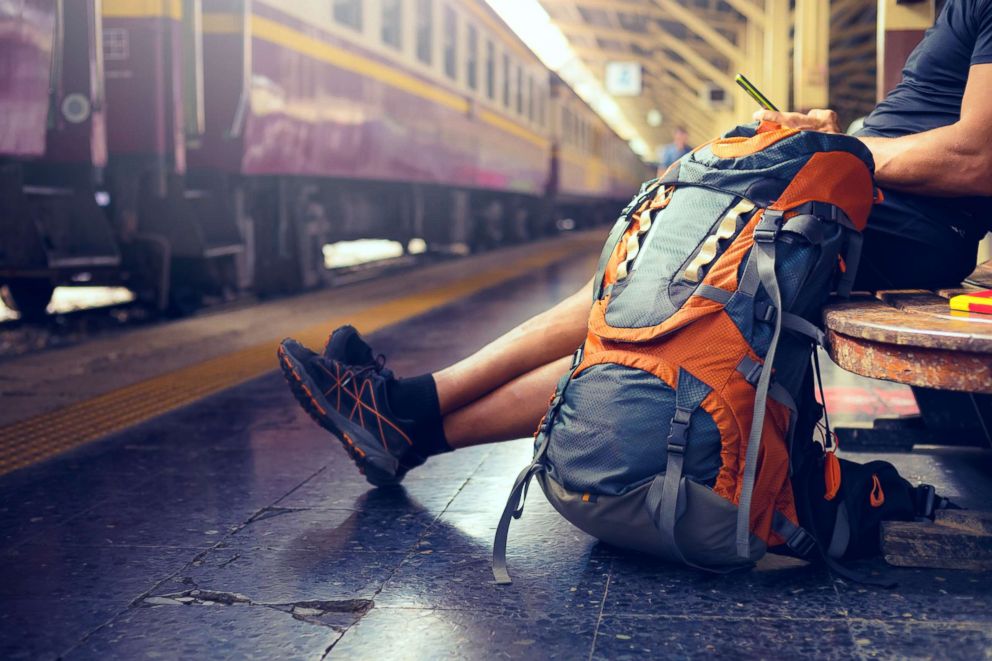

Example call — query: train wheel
[1,280,55,321]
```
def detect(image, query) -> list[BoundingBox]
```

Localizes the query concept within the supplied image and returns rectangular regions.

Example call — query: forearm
[860,123,992,196]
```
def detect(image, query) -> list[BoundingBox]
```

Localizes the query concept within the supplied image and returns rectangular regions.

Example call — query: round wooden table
[824,278,992,395]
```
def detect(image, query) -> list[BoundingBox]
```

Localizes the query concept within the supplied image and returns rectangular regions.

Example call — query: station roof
[491,0,878,158]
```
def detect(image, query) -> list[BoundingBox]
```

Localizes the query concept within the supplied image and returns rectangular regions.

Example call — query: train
[0,0,652,318]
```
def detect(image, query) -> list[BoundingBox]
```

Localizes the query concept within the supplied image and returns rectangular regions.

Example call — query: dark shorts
[853,188,982,291]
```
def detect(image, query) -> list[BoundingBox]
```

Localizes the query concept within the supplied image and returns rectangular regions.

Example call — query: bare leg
[434,277,593,414]
[443,356,572,449]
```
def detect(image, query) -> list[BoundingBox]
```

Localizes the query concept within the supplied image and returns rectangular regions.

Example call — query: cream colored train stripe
[0,237,598,475]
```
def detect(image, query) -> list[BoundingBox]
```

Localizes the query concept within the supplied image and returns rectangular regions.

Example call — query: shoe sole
[277,344,402,487]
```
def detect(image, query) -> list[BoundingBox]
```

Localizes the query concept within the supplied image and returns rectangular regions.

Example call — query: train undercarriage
[0,165,571,320]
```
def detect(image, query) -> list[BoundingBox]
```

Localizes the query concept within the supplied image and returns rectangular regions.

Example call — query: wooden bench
[823,260,992,451]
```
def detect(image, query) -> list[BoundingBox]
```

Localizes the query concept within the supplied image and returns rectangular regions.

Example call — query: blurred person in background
[656,126,692,174]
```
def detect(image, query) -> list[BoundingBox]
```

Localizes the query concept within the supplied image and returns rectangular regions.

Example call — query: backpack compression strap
[645,368,718,569]
[735,209,787,559]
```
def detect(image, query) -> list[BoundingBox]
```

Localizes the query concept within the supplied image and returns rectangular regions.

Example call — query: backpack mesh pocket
[544,361,721,497]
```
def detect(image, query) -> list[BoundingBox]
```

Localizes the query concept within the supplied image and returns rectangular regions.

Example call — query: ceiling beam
[645,24,735,91]
[556,20,736,90]
[649,0,744,64]
[719,0,764,27]
[571,45,707,94]
[831,0,873,27]
[540,0,745,33]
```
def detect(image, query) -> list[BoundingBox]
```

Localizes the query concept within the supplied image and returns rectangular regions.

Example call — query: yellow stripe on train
[199,12,549,151]
[102,0,182,20]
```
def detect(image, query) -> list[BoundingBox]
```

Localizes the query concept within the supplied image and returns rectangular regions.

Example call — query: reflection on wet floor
[1,257,989,659]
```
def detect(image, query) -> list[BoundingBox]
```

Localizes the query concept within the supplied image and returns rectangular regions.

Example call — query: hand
[752,108,842,134]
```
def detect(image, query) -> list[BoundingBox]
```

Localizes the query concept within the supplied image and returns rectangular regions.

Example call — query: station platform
[1,232,990,659]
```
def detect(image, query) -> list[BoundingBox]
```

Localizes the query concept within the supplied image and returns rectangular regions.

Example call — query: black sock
[387,374,452,457]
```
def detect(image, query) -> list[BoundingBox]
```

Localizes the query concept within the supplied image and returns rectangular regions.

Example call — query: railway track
[0,249,457,361]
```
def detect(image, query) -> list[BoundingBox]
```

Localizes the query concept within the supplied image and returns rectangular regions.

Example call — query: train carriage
[0,0,118,319]
[0,0,650,318]
[192,0,556,290]
[549,73,652,227]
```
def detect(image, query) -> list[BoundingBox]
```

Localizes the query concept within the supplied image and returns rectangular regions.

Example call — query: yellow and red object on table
[949,290,992,315]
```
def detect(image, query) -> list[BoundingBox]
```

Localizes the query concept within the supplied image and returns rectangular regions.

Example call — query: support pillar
[741,18,765,121]
[793,0,829,110]
[763,0,791,111]
[876,0,935,101]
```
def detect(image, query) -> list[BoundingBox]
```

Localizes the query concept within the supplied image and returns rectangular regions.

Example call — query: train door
[0,0,120,319]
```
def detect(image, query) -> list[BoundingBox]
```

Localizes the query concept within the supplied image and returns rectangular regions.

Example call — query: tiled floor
[1,257,990,660]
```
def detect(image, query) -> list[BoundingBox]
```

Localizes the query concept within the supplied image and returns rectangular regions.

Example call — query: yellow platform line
[0,238,598,476]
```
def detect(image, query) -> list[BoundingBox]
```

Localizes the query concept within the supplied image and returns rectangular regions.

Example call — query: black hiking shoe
[278,338,425,486]
[322,325,385,372]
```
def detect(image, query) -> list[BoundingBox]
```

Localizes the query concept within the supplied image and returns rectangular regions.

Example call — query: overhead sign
[605,61,642,96]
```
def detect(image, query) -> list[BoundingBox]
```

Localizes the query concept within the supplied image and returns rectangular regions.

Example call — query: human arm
[754,64,992,197]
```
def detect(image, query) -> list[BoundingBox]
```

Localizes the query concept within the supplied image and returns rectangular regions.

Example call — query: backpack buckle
[570,347,584,370]
[786,526,816,557]
[666,408,692,454]
[753,210,785,243]
[915,484,937,519]
[754,301,777,323]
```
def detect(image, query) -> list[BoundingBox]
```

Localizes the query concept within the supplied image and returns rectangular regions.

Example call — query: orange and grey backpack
[492,122,948,584]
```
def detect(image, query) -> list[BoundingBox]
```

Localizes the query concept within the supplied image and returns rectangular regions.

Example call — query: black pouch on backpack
[786,371,951,568]
[795,450,943,561]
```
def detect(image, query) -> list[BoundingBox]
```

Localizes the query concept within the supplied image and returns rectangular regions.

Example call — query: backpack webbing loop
[493,351,583,585]
[492,459,545,585]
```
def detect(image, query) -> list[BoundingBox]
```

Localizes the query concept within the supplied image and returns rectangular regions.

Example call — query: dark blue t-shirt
[860,0,992,231]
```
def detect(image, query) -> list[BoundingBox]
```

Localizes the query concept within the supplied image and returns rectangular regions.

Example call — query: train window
[443,5,457,80]
[381,0,402,49]
[466,24,478,91]
[515,65,523,115]
[416,0,433,65]
[332,0,362,30]
[485,40,495,100]
[537,87,545,127]
[502,53,510,108]
[527,75,535,123]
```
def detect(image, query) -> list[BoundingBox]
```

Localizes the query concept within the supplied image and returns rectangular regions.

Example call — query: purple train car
[100,0,243,312]
[189,0,560,291]
[0,0,118,318]
[1,0,650,317]
[550,74,653,226]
